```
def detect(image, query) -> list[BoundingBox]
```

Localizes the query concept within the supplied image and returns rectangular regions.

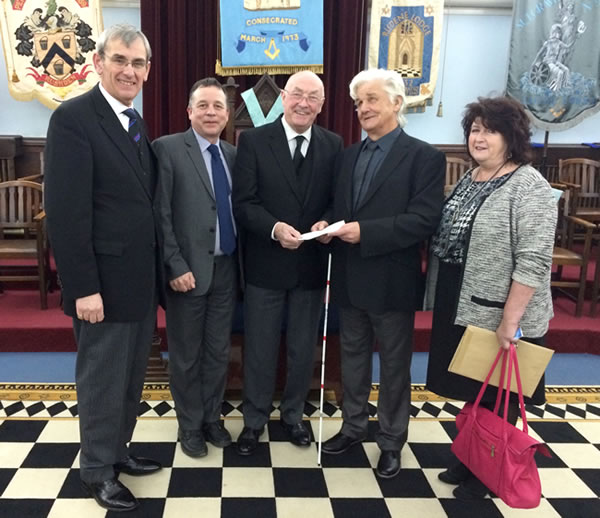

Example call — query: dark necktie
[353,140,378,209]
[123,108,141,147]
[292,135,305,173]
[207,144,236,255]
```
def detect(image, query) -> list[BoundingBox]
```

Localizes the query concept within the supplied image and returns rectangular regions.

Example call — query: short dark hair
[188,78,226,106]
[461,96,532,164]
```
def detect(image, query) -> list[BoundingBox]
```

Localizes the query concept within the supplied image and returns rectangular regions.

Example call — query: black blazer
[330,129,446,312]
[45,85,163,321]
[233,117,343,290]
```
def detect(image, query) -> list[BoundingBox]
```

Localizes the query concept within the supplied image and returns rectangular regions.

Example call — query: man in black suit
[154,78,237,457]
[45,24,162,512]
[318,69,445,478]
[232,71,343,455]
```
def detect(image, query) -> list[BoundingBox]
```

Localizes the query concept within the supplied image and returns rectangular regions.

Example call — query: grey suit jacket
[154,128,236,297]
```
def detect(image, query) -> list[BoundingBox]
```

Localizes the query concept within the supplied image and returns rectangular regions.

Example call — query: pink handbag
[451,344,551,509]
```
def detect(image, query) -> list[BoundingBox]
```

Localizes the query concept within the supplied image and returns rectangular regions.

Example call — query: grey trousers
[339,306,414,451]
[242,283,323,429]
[74,298,156,483]
[166,255,237,430]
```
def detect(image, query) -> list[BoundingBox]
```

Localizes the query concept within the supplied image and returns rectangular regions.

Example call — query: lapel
[184,128,215,201]
[91,86,152,200]
[343,143,362,214]
[355,130,410,211]
[268,118,303,205]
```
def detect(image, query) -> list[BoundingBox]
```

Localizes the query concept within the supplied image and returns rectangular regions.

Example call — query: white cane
[317,252,332,466]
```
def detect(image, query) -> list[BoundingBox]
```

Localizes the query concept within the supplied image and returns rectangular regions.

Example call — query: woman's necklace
[450,160,508,224]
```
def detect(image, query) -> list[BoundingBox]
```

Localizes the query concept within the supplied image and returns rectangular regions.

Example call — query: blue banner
[217,0,323,75]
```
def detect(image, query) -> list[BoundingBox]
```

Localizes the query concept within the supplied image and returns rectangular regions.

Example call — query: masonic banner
[368,0,444,112]
[506,0,600,131]
[0,0,102,110]
[216,0,323,76]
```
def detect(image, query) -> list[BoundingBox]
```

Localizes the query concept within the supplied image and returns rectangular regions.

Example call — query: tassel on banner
[215,60,323,77]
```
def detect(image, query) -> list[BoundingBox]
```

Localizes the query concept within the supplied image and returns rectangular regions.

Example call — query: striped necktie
[123,108,141,147]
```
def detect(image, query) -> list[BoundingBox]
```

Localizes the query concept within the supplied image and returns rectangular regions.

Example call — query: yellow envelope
[448,325,554,398]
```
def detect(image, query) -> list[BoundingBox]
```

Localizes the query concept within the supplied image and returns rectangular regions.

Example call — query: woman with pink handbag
[424,96,557,500]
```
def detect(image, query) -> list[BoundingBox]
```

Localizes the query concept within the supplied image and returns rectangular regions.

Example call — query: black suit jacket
[45,85,163,321]
[232,117,343,290]
[330,129,446,312]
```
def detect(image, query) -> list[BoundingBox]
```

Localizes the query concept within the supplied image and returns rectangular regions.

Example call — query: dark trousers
[242,283,323,428]
[339,306,415,451]
[166,255,237,430]
[74,297,156,483]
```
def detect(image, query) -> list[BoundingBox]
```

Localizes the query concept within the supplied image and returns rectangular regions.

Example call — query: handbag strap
[472,347,505,411]
[493,347,509,415]
[510,344,529,434]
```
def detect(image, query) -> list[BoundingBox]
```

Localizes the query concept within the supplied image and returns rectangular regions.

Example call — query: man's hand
[169,272,196,292]
[274,222,303,249]
[329,221,361,244]
[311,220,332,244]
[75,293,104,323]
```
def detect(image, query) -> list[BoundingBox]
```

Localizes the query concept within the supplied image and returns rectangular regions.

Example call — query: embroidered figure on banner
[1,0,102,109]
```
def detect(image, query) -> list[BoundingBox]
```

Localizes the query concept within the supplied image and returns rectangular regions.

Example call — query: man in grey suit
[154,78,237,457]
[45,25,163,512]
[233,71,343,455]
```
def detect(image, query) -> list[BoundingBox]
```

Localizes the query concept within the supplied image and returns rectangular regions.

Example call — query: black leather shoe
[453,475,489,500]
[376,450,401,479]
[438,461,471,485]
[280,419,311,447]
[236,426,264,456]
[114,455,162,476]
[81,478,139,512]
[203,421,232,448]
[321,432,363,455]
[178,429,208,457]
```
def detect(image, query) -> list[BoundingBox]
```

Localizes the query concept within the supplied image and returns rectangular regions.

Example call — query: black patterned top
[431,170,513,264]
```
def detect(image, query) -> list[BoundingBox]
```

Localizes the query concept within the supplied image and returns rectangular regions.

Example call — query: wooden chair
[444,156,471,196]
[551,183,595,317]
[0,180,49,309]
[558,158,600,221]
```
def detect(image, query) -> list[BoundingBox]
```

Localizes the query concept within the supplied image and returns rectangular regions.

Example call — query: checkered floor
[1,389,600,517]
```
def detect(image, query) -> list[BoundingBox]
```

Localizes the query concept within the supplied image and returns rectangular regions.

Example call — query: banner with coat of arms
[0,0,102,109]
[506,0,600,131]
[216,0,323,76]
[368,0,444,113]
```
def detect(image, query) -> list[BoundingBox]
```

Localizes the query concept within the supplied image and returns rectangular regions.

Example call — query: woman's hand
[496,318,519,350]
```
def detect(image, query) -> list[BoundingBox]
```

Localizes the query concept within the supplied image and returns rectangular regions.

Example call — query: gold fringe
[215,60,323,76]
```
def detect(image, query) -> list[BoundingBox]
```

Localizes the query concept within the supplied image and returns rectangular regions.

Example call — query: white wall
[0,7,140,137]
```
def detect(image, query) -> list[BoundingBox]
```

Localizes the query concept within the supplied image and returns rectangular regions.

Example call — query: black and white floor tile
[1,388,599,517]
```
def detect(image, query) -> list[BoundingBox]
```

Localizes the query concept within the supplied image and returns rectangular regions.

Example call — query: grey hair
[96,23,152,62]
[349,69,407,128]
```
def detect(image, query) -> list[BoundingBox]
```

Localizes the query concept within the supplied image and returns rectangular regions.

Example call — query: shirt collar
[366,125,401,153]
[98,83,133,118]
[280,116,312,144]
[192,128,220,152]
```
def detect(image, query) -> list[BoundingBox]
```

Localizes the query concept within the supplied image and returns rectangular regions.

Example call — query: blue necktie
[207,144,236,255]
[123,108,141,146]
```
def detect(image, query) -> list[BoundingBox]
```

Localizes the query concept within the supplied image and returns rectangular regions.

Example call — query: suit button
[209,228,215,233]
[211,206,216,211]
[208,250,214,255]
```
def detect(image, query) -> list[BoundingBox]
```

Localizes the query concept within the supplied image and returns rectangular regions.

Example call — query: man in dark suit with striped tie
[45,24,163,512]
[154,78,238,458]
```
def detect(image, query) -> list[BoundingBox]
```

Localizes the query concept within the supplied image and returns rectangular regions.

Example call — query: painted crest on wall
[0,0,103,109]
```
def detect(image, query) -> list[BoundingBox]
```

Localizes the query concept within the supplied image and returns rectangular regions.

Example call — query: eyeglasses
[283,90,324,105]
[106,54,148,70]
